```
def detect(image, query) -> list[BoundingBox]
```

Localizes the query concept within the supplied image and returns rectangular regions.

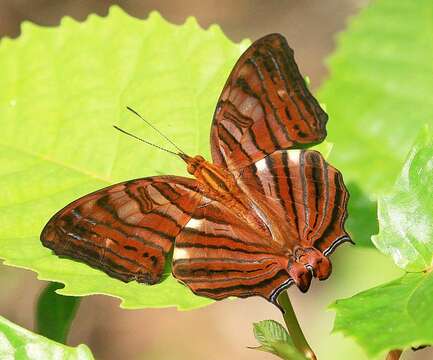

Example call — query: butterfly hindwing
[41,176,202,284]
[211,33,328,170]
[172,199,293,304]
[236,149,351,258]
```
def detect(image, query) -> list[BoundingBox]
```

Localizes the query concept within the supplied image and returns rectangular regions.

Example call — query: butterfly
[41,33,351,308]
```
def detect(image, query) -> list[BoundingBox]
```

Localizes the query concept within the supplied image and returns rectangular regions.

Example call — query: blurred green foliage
[318,0,433,247]
[36,282,81,343]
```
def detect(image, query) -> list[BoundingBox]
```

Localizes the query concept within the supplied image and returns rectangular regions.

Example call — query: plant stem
[386,350,402,360]
[277,290,317,360]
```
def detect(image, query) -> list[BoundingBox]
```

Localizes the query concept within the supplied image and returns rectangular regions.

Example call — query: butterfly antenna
[113,125,179,156]
[126,106,186,155]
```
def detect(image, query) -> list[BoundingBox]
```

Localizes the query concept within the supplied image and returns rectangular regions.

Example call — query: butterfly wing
[235,149,351,279]
[41,176,202,284]
[172,198,294,306]
[211,33,327,170]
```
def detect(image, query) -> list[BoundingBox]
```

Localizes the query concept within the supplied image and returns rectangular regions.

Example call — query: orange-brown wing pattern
[210,33,327,170]
[172,198,293,305]
[41,176,202,284]
[236,149,351,269]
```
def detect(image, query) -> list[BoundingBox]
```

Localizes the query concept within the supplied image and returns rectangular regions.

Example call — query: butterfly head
[180,154,206,175]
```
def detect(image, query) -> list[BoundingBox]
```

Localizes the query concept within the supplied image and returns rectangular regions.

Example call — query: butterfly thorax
[181,154,269,236]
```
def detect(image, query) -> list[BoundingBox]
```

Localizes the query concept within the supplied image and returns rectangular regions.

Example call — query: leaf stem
[277,291,317,360]
[386,350,402,360]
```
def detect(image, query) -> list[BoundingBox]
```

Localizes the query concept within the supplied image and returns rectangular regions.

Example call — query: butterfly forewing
[41,176,202,284]
[211,33,328,170]
[236,149,351,256]
[172,199,292,304]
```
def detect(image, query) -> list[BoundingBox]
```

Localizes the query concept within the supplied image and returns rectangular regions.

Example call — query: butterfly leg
[295,247,331,281]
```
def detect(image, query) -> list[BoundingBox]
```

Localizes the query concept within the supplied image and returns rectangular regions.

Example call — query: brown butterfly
[41,33,351,307]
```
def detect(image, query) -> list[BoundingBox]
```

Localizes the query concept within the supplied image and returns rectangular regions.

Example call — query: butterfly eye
[187,163,197,174]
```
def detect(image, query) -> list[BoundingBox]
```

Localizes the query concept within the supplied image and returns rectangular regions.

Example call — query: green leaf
[0,7,252,309]
[331,272,433,357]
[372,126,433,272]
[331,127,433,356]
[251,320,307,360]
[0,315,94,360]
[36,282,81,343]
[318,0,433,246]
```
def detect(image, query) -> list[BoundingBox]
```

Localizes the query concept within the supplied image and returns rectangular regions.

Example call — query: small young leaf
[0,315,94,360]
[372,126,433,272]
[251,320,307,360]
[36,282,81,344]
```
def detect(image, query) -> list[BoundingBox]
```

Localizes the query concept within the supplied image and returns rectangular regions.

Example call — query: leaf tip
[184,15,200,29]
[59,15,77,28]
[106,4,124,17]
[148,10,164,24]
[208,23,223,35]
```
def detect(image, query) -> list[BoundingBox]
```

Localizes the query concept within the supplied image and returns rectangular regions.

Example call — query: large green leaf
[0,7,336,310]
[0,7,252,310]
[0,315,94,360]
[331,127,433,356]
[318,0,433,246]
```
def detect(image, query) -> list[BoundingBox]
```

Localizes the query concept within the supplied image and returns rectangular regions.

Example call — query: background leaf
[251,320,306,360]
[372,126,433,272]
[317,0,433,246]
[36,282,81,344]
[0,315,94,360]
[0,7,252,310]
[331,127,433,356]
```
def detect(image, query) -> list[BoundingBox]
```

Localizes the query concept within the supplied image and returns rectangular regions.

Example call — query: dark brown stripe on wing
[186,269,291,301]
